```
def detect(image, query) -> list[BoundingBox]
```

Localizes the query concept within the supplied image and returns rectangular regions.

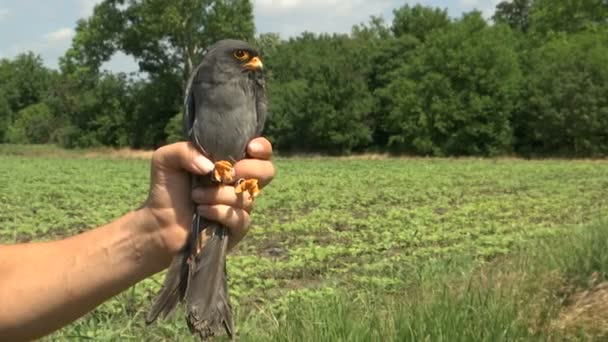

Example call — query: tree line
[0,0,607,156]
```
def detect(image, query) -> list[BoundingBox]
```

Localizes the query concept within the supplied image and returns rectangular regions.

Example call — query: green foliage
[392,4,450,41]
[515,31,608,156]
[55,0,256,149]
[531,0,608,35]
[2,1,608,155]
[1,150,608,339]
[266,33,374,153]
[243,221,608,341]
[60,1,123,75]
[66,0,255,83]
[129,73,183,148]
[544,221,608,288]
[164,112,184,144]
[379,13,522,156]
[6,103,55,144]
[0,53,56,143]
[0,92,11,142]
[0,52,55,113]
[46,72,134,148]
[493,0,532,32]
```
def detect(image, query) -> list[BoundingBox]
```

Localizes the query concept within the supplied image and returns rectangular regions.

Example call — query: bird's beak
[244,57,263,71]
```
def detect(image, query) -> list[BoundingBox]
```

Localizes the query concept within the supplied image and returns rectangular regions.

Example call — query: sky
[0,0,502,73]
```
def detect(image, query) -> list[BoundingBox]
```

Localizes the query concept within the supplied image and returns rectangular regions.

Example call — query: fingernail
[249,141,262,154]
[193,156,214,174]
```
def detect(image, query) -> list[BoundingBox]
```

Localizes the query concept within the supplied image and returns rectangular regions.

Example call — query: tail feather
[146,212,234,340]
[145,250,189,324]
[147,209,199,324]
[185,223,233,339]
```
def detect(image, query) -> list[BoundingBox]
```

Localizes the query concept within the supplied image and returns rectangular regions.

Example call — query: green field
[1,147,608,340]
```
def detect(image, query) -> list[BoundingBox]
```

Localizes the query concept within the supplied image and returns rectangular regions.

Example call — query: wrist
[138,205,189,259]
[132,207,176,270]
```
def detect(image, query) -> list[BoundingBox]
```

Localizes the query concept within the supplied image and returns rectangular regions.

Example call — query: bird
[145,39,267,340]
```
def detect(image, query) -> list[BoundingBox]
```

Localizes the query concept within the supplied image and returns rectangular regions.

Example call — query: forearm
[0,208,170,341]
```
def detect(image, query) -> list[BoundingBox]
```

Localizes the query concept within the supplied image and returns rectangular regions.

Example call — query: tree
[254,32,282,57]
[493,0,533,32]
[365,32,419,147]
[515,31,608,156]
[58,0,256,149]
[0,91,11,142]
[0,53,57,143]
[129,73,183,148]
[6,103,55,144]
[65,0,255,85]
[378,12,522,156]
[266,33,374,153]
[0,53,55,113]
[531,0,608,34]
[164,112,184,144]
[392,4,450,42]
[45,71,136,148]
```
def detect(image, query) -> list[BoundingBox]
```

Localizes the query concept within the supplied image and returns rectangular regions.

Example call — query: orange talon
[213,160,234,184]
[235,179,261,198]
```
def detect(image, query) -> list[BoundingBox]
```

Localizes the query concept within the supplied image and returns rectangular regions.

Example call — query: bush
[378,13,522,156]
[266,33,374,154]
[6,103,55,144]
[0,93,11,142]
[164,112,184,144]
[515,31,608,156]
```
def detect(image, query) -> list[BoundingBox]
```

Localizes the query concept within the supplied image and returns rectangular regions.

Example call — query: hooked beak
[243,56,263,71]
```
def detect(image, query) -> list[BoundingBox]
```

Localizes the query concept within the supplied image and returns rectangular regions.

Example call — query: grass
[239,220,608,341]
[1,144,608,340]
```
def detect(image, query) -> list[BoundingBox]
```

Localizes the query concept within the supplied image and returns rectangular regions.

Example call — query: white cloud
[44,27,75,44]
[254,0,397,36]
[458,0,502,18]
[79,0,102,17]
[255,0,392,15]
[3,26,75,66]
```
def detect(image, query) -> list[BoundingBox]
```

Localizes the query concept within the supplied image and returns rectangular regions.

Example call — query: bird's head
[197,39,263,83]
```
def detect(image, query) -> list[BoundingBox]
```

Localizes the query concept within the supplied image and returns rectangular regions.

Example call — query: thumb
[152,141,214,175]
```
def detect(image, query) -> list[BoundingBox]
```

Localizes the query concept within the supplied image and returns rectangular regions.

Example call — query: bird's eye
[233,50,250,61]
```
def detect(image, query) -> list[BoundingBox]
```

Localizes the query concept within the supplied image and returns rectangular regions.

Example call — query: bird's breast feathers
[192,79,259,162]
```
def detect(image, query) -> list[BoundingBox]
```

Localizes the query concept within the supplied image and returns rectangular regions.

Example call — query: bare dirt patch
[553,276,608,339]
[83,148,153,159]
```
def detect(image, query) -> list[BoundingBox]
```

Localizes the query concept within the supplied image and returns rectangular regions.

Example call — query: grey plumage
[146,39,267,340]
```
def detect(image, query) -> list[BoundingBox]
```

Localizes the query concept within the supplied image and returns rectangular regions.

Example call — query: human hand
[143,137,274,256]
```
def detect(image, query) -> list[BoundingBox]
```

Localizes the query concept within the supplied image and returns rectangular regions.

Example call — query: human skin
[0,137,275,341]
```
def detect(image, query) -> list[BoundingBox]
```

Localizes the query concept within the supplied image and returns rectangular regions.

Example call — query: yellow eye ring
[233,50,250,61]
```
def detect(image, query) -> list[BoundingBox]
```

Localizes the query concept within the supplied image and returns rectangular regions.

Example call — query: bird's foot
[212,160,235,184]
[235,178,260,198]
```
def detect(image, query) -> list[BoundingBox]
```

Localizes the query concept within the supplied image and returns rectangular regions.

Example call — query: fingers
[152,142,214,175]
[241,137,275,187]
[152,139,274,180]
[197,205,250,249]
[233,159,275,188]
[192,185,254,213]
[246,137,273,160]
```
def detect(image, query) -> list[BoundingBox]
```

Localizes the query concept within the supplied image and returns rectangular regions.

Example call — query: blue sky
[0,0,502,73]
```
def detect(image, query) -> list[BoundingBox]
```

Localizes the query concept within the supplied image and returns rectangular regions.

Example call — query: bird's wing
[183,64,203,139]
[254,75,268,136]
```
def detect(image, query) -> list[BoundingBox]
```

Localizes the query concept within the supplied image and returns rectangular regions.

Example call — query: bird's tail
[185,221,234,340]
[145,216,194,324]
[145,251,188,324]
